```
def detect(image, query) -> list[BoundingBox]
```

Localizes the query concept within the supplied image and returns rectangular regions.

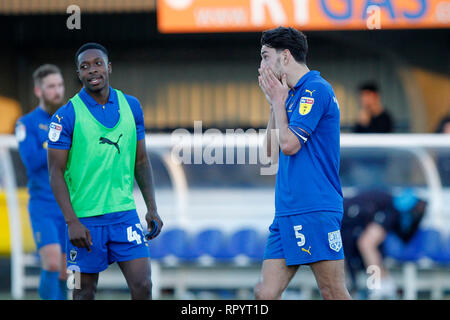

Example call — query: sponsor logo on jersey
[15,122,26,142]
[99,134,123,154]
[301,246,312,255]
[299,97,314,115]
[48,122,62,142]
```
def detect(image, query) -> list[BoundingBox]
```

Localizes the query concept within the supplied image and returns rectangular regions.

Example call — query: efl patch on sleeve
[299,97,314,115]
[48,122,62,142]
[15,122,26,142]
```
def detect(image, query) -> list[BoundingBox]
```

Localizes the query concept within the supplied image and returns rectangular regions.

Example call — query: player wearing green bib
[48,43,162,300]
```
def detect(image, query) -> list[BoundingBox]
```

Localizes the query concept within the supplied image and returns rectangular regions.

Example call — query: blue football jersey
[275,70,343,216]
[16,106,57,203]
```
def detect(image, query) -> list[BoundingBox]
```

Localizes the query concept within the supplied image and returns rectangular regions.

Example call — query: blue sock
[58,279,68,300]
[38,270,60,300]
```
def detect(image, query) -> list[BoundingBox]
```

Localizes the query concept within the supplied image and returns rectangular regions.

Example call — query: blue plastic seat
[193,229,234,260]
[399,229,427,261]
[147,231,167,259]
[382,232,405,260]
[384,229,445,262]
[229,228,265,261]
[163,228,200,261]
[442,235,450,264]
[422,229,445,262]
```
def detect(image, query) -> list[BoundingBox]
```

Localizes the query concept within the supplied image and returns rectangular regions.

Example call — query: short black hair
[261,27,308,63]
[33,64,62,86]
[75,42,109,67]
[358,82,379,93]
[435,114,450,133]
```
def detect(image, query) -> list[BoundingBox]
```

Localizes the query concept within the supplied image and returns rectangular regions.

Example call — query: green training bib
[64,89,137,218]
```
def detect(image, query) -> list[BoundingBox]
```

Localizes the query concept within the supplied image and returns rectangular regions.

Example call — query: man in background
[435,113,450,185]
[341,189,426,299]
[353,82,394,133]
[435,113,450,134]
[15,64,67,299]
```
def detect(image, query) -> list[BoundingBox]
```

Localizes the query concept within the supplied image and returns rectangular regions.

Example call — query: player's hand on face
[258,71,272,105]
[258,66,289,107]
[68,221,93,252]
[145,211,163,240]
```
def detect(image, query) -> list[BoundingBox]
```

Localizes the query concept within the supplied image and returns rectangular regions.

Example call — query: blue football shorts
[28,199,66,251]
[66,210,150,273]
[263,211,345,266]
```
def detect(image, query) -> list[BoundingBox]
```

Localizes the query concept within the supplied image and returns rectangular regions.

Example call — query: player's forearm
[48,149,80,225]
[48,166,79,225]
[264,110,276,157]
[272,102,300,156]
[135,157,158,214]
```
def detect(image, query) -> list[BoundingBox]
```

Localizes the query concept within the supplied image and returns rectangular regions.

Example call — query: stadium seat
[193,229,234,260]
[229,228,265,261]
[162,228,200,261]
[147,232,166,260]
[382,232,405,260]
[384,229,445,262]
[442,235,450,264]
[421,229,445,262]
[401,229,443,262]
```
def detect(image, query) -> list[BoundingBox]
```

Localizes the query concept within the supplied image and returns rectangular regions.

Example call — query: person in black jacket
[353,82,394,133]
[341,189,426,299]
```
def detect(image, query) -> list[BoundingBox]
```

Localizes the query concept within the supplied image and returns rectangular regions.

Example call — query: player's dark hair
[261,27,308,63]
[32,64,62,86]
[358,82,379,93]
[75,42,109,67]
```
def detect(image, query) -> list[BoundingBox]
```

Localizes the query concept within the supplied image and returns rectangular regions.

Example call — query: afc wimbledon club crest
[70,249,77,261]
[299,97,314,115]
[328,230,342,252]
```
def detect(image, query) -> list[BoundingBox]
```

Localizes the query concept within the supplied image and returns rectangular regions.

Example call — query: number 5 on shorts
[293,225,305,247]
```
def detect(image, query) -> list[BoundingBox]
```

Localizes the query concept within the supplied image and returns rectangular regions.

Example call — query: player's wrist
[271,99,285,110]
[66,216,82,226]
[145,207,158,218]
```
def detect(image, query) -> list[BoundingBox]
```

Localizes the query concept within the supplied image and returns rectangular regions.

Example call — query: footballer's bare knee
[73,285,97,300]
[129,279,152,300]
[254,282,282,300]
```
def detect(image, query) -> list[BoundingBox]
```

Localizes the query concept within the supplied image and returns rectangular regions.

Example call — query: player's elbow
[280,142,300,156]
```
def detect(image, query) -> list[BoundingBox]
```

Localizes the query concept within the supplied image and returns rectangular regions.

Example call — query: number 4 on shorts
[127,226,142,244]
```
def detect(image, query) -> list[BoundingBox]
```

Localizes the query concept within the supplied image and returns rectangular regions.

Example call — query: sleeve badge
[299,97,314,115]
[48,122,62,142]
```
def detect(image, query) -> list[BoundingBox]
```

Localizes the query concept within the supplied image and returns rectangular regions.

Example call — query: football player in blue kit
[15,64,67,299]
[47,43,162,300]
[255,27,351,300]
